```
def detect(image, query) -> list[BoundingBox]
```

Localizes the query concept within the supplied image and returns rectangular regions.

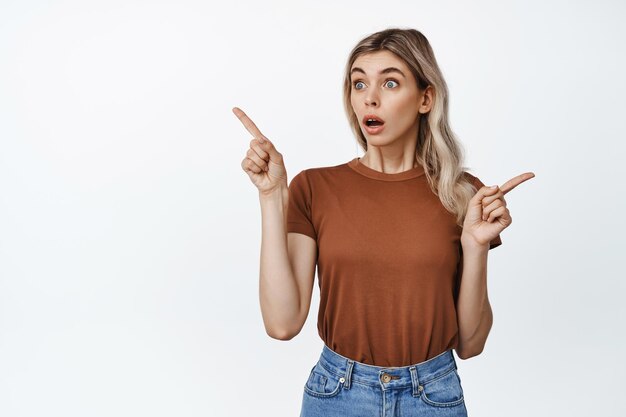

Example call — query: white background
[1,0,625,416]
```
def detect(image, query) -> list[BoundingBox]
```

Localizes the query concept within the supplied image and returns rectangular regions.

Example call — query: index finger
[499,172,535,195]
[232,107,267,140]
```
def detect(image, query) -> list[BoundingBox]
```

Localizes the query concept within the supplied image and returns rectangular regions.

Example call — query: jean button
[381,373,391,383]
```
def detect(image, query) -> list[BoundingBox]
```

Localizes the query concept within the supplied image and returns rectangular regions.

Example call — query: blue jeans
[300,344,468,417]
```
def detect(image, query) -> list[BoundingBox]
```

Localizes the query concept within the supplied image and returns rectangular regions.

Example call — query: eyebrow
[350,67,406,78]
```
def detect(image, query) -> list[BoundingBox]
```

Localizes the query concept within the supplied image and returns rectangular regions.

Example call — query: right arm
[233,106,317,341]
[259,186,317,340]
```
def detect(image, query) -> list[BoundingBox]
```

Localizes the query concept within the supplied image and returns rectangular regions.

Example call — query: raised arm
[234,107,317,340]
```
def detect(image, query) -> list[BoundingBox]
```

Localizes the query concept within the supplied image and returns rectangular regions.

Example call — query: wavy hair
[342,28,478,227]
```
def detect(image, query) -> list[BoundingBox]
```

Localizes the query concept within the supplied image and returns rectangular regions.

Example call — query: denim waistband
[318,343,458,391]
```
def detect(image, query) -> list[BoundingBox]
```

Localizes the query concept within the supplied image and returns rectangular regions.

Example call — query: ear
[418,85,434,114]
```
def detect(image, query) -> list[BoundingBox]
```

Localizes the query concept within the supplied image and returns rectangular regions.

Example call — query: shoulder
[290,160,351,183]
[461,171,479,189]
[461,171,487,191]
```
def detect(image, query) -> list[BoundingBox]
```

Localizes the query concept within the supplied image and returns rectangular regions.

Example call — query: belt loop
[409,366,420,397]
[344,359,354,389]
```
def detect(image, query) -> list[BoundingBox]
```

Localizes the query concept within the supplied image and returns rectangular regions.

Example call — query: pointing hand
[462,172,535,248]
[233,107,288,195]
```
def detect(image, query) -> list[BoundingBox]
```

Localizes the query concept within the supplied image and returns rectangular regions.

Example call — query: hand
[233,107,288,195]
[461,172,535,248]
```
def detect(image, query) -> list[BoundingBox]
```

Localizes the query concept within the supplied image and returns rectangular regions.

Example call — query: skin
[233,50,536,352]
[456,172,534,359]
[349,49,536,251]
[463,173,535,248]
[350,50,434,173]
[350,50,536,359]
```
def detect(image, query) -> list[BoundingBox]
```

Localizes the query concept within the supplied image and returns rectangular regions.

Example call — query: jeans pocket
[419,367,465,408]
[303,361,344,398]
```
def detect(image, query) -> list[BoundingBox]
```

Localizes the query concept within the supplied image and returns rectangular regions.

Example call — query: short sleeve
[468,173,503,250]
[287,170,317,241]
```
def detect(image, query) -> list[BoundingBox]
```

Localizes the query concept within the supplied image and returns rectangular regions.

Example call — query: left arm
[455,242,492,360]
[455,170,535,359]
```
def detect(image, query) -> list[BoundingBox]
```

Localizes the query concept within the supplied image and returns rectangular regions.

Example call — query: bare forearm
[258,186,300,339]
[456,243,492,358]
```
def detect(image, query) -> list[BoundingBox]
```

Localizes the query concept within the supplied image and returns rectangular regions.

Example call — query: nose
[365,91,378,107]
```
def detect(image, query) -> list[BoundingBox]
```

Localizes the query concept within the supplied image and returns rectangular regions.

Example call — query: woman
[234,27,533,417]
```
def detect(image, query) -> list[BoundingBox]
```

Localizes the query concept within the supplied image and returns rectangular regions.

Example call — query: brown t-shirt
[287,157,502,367]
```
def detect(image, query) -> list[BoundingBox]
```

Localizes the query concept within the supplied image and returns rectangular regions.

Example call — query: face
[350,50,432,147]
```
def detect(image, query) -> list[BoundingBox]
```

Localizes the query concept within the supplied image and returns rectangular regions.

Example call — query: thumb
[258,137,279,158]
[473,184,498,202]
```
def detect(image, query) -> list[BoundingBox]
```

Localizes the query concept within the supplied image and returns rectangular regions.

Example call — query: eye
[352,79,399,90]
[385,79,399,88]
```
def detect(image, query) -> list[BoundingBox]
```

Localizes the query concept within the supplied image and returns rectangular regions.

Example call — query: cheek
[389,95,419,122]
[350,95,358,112]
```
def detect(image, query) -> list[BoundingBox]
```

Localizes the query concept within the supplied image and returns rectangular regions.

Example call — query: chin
[364,131,392,140]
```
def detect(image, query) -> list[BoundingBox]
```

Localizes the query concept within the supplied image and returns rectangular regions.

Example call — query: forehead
[351,50,408,72]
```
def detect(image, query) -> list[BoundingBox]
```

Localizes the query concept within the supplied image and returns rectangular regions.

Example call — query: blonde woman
[234,27,533,417]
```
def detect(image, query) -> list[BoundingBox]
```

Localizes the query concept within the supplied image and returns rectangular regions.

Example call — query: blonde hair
[342,28,477,227]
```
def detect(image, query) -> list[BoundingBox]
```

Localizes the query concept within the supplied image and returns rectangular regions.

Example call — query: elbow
[456,338,486,360]
[264,312,306,341]
[266,326,300,341]
[456,348,470,360]
[456,346,484,360]
[262,309,306,341]
[456,336,488,359]
[457,312,493,360]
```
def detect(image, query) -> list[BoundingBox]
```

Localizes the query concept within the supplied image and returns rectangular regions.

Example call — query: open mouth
[363,114,385,127]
